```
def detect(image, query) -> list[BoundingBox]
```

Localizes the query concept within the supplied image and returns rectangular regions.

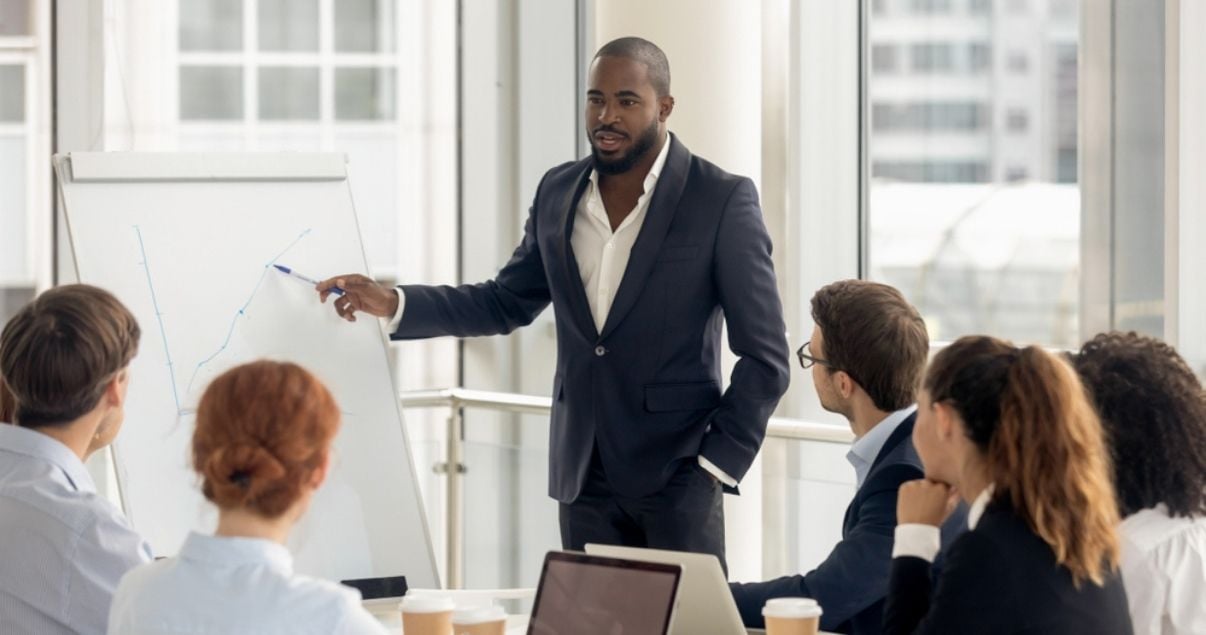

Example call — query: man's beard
[590,120,660,175]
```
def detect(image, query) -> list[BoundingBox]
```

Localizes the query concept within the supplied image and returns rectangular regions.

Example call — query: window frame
[0,1,51,297]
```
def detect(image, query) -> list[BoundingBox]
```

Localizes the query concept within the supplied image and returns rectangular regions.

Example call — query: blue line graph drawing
[135,226,312,416]
[134,225,183,415]
[184,229,312,394]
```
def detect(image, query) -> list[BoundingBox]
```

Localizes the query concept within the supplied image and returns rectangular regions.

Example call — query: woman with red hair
[108,361,388,634]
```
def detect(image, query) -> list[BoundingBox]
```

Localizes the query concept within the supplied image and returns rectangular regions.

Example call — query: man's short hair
[810,280,929,411]
[0,374,14,423]
[594,36,671,97]
[0,285,140,428]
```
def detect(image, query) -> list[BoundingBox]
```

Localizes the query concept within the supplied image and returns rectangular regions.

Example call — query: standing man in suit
[317,37,790,569]
[731,280,950,635]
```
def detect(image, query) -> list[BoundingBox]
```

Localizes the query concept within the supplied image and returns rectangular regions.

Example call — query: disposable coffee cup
[451,605,507,635]
[400,595,455,635]
[763,597,823,635]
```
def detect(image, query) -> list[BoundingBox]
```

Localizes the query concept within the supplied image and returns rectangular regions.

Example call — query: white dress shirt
[570,133,671,334]
[0,423,152,635]
[892,484,994,562]
[387,135,735,486]
[1118,505,1206,635]
[109,532,389,635]
[846,405,918,489]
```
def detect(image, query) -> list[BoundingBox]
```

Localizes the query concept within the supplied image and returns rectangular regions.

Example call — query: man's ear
[659,95,675,122]
[103,369,129,408]
[835,371,857,400]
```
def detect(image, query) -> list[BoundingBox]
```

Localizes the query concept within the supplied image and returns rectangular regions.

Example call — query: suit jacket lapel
[559,160,599,340]
[867,413,917,476]
[598,136,691,340]
[843,413,918,536]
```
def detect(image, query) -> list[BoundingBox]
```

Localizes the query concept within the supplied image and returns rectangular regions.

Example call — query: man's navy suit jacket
[391,135,791,503]
[732,414,946,635]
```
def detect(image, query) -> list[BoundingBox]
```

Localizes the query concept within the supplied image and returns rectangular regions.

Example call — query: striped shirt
[0,423,152,635]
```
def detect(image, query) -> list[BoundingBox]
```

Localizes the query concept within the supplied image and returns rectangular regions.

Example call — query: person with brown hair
[885,336,1132,634]
[0,284,152,635]
[108,360,388,634]
[731,280,955,635]
[0,374,15,423]
[1072,332,1206,635]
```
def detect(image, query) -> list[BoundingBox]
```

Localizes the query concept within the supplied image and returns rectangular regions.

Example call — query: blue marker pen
[273,264,345,296]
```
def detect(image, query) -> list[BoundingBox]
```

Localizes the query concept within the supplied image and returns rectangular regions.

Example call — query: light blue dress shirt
[0,423,152,635]
[109,532,390,634]
[845,405,918,489]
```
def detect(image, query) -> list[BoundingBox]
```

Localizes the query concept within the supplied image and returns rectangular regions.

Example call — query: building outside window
[911,42,956,73]
[868,0,1081,348]
[1006,108,1029,132]
[1007,51,1030,73]
[872,44,897,74]
[910,0,954,15]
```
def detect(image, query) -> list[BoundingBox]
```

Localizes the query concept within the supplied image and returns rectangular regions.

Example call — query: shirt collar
[179,532,294,574]
[968,484,996,530]
[0,423,96,493]
[588,131,674,193]
[846,405,917,489]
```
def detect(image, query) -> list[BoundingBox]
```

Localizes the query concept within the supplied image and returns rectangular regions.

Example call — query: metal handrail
[399,388,554,415]
[398,387,854,588]
[399,387,855,443]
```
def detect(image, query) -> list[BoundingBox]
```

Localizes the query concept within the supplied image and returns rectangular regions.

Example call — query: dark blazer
[392,135,791,503]
[884,498,1134,635]
[732,413,929,634]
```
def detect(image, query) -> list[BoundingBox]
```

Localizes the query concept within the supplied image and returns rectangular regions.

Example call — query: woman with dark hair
[1073,332,1206,635]
[883,336,1132,634]
[108,361,388,634]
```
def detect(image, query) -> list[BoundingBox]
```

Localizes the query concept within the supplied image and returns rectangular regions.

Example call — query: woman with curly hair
[1072,332,1206,635]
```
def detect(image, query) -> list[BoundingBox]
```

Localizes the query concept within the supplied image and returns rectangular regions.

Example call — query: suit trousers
[558,446,727,575]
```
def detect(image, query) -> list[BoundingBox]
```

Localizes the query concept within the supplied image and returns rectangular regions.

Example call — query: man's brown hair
[810,280,929,411]
[0,374,15,423]
[0,285,140,428]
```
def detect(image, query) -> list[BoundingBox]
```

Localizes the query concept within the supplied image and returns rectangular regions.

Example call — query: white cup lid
[452,605,507,625]
[762,597,823,619]
[400,594,455,613]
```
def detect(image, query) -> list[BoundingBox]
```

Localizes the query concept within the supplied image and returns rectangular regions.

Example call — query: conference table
[364,588,838,634]
[368,603,836,634]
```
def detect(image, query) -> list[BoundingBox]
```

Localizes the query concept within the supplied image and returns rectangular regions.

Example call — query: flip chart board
[54,152,439,587]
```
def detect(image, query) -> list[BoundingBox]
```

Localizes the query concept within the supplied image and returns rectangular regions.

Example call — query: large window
[167,0,458,571]
[868,0,1081,348]
[0,0,49,324]
[177,0,404,276]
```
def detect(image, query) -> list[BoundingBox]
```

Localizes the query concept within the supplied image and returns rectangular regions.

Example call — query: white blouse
[1119,505,1206,635]
[108,532,388,634]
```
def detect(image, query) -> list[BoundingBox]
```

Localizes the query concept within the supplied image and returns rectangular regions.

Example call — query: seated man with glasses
[730,280,961,635]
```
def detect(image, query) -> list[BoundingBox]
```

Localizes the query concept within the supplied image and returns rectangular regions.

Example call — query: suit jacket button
[595,345,607,357]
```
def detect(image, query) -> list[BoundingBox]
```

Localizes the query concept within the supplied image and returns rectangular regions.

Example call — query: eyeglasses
[796,341,836,371]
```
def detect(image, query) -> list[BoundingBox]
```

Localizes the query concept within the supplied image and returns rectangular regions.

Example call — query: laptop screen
[528,552,681,635]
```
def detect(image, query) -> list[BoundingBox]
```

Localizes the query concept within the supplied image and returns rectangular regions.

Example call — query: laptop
[527,551,682,635]
[585,544,755,635]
